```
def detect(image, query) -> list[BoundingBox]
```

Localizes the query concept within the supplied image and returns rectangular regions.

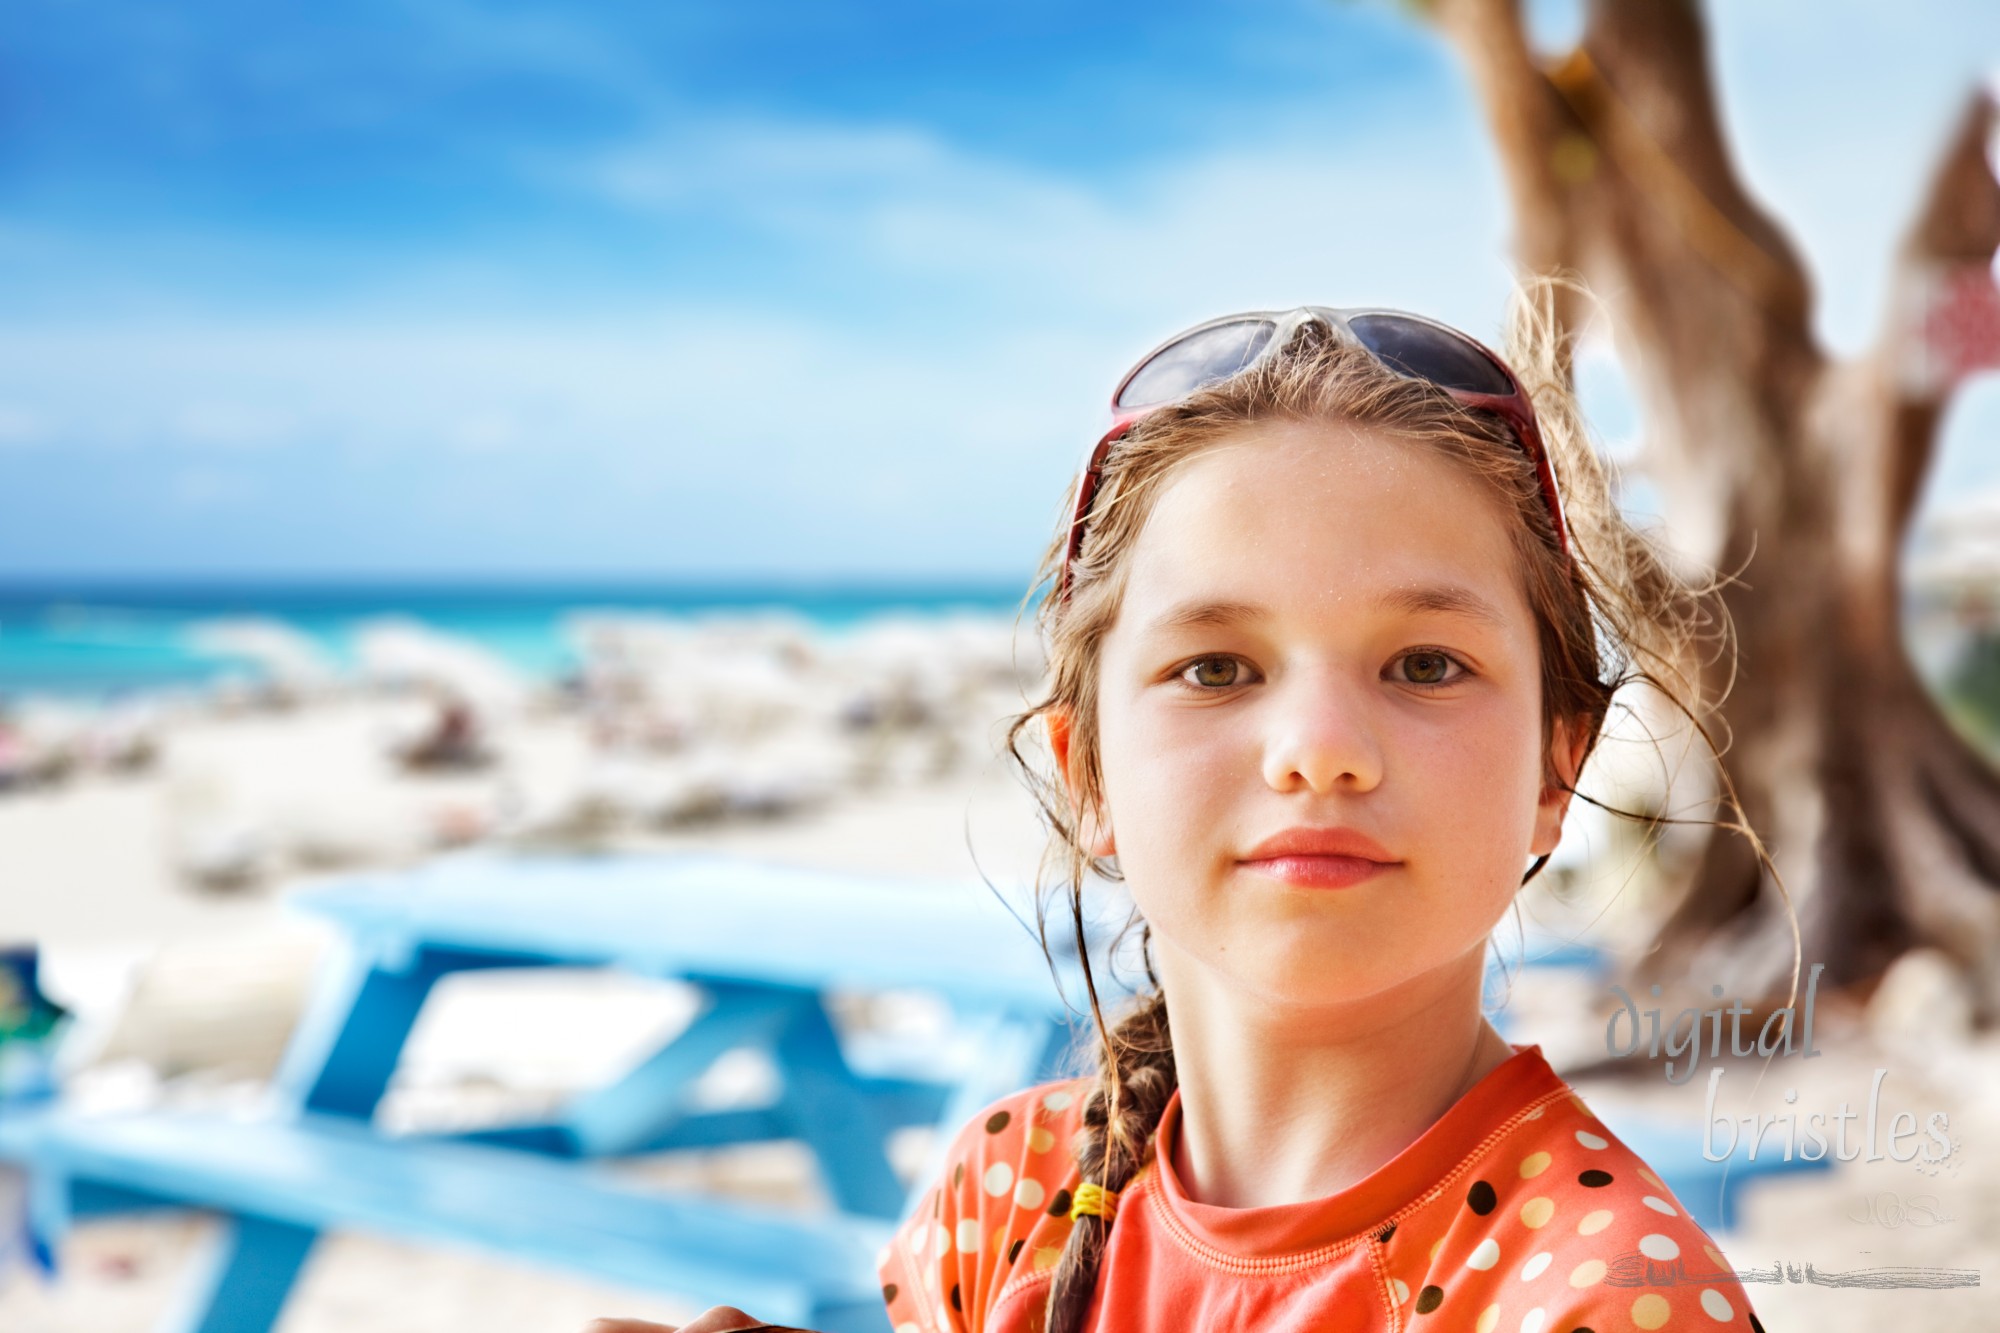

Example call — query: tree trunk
[1426,0,2000,1019]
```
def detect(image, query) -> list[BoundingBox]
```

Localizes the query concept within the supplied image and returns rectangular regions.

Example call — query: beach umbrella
[353,618,532,715]
[185,619,341,698]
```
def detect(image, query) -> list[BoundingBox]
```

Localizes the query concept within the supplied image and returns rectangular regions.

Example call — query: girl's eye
[1178,656,1251,690]
[1396,650,1466,687]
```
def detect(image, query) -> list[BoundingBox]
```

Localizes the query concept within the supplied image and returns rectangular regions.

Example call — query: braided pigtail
[1041,989,1176,1333]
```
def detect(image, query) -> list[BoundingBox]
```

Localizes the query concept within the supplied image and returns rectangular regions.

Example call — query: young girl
[872,292,1771,1333]
[591,289,1774,1333]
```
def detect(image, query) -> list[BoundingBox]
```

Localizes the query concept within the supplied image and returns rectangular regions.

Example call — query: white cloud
[171,401,298,450]
[0,109,1520,494]
[168,466,260,510]
[12,0,1998,572]
[0,404,48,448]
[547,95,1514,332]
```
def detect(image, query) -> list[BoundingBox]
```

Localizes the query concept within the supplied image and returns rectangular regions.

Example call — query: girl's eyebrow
[1145,584,1509,636]
[1377,583,1511,630]
[1143,598,1265,634]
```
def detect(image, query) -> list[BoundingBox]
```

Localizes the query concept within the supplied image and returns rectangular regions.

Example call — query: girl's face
[1083,419,1583,1013]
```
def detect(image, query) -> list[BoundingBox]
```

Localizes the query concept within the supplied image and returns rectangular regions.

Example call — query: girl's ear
[1046,706,1116,859]
[1530,714,1592,858]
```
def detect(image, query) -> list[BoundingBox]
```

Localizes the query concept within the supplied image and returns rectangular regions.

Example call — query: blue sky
[1,0,1996,580]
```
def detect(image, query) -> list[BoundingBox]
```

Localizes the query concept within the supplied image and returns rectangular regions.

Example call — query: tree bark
[1427,0,2000,1018]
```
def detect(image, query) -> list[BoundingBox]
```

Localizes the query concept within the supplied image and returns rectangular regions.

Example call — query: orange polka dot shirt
[878,1043,1763,1333]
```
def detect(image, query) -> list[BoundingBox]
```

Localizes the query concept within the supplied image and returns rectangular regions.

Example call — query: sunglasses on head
[1055,306,1573,602]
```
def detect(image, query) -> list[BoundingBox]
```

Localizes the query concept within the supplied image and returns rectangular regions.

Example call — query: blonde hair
[1000,279,1793,1332]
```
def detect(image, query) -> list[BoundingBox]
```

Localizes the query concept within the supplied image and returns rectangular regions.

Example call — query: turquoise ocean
[0,582,1031,701]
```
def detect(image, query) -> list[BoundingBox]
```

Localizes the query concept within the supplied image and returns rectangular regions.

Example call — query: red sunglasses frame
[1054,307,1573,603]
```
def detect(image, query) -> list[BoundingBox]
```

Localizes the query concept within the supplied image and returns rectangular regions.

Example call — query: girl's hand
[583,1308,817,1333]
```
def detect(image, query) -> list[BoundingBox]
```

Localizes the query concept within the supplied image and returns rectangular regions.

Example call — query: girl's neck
[1160,943,1511,1212]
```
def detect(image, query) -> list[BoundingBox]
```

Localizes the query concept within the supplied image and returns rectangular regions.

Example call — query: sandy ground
[2,701,1995,1330]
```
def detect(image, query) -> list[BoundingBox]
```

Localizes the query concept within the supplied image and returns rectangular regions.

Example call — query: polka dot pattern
[876,1063,1764,1333]
[1631,1292,1671,1329]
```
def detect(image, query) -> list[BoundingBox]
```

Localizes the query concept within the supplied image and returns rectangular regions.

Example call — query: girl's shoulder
[879,1076,1093,1333]
[1383,1083,1766,1331]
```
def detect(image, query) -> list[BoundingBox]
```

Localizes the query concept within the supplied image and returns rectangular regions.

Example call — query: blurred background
[3,1,1999,1330]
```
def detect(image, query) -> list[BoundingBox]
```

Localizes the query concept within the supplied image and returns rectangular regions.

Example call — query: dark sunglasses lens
[1348,313,1515,397]
[1116,319,1277,409]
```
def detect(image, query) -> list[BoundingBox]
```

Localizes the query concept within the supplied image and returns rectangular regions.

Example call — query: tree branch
[1881,89,2000,520]
[1426,0,1577,277]
[1902,89,2000,266]
[1564,0,1812,327]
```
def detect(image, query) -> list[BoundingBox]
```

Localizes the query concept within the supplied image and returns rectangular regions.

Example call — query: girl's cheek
[1102,706,1247,868]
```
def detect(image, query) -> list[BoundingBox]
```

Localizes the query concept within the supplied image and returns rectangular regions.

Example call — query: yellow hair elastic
[1069,1181,1120,1223]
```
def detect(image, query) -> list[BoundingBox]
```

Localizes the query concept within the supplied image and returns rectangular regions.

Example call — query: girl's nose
[1261,677,1385,795]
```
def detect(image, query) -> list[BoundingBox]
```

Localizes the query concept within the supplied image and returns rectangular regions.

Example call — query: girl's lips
[1239,854,1397,889]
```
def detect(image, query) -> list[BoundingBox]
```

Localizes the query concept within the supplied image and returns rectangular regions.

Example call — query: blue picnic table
[1,852,1130,1333]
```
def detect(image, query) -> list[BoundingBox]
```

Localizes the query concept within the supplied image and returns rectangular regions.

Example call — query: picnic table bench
[0,1108,894,1332]
[2,852,1126,1333]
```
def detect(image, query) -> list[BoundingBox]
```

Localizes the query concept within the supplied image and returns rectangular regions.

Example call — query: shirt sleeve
[1494,1130,1769,1332]
[878,1097,1005,1333]
[877,1081,1084,1333]
[1519,1207,1767,1331]
[1387,1094,1771,1332]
